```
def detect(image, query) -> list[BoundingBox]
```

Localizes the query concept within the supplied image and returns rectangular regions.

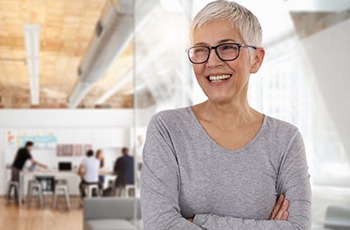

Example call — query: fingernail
[283,200,288,206]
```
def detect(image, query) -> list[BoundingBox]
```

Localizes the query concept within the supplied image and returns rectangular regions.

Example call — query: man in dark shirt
[113,147,134,196]
[11,141,47,182]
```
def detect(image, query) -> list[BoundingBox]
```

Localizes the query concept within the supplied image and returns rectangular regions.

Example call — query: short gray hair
[191,0,262,47]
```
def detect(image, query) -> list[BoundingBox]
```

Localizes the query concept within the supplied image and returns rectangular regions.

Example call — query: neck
[196,98,260,129]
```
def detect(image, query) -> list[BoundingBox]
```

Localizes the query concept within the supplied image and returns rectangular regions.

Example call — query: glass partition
[133,1,194,228]
[133,0,194,193]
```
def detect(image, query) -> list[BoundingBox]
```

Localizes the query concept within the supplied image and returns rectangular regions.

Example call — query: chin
[207,95,233,104]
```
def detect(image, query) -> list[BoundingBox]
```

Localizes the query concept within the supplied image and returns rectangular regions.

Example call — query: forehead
[192,20,243,45]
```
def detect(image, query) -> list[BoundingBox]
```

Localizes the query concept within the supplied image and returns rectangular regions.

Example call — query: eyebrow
[194,39,238,46]
[219,39,237,43]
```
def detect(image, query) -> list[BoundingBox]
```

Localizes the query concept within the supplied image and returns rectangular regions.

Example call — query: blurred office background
[0,0,349,229]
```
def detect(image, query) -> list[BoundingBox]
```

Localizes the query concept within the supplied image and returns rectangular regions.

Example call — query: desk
[19,170,81,207]
[98,170,116,190]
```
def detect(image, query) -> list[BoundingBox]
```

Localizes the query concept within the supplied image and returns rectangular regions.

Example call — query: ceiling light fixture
[24,24,40,105]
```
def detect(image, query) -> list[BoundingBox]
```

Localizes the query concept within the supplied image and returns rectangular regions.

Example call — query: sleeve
[13,149,20,162]
[27,151,32,160]
[141,114,202,230]
[192,130,311,230]
[114,159,119,174]
[114,158,121,174]
[81,159,87,168]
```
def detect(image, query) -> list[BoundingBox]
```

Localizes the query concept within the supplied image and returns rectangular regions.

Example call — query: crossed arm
[141,159,299,230]
[186,194,289,223]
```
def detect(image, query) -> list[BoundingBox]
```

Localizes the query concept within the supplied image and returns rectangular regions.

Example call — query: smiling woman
[140,1,311,229]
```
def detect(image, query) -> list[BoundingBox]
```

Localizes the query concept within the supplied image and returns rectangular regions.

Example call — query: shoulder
[153,107,191,122]
[93,158,100,165]
[264,115,299,137]
[262,115,304,151]
[149,107,193,129]
[147,107,196,140]
[25,149,32,157]
[18,148,26,153]
[116,156,122,162]
[127,155,134,160]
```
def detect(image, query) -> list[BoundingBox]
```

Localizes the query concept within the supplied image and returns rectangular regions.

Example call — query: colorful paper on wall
[6,129,57,149]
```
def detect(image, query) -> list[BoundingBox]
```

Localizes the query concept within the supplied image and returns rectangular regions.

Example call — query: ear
[250,47,265,74]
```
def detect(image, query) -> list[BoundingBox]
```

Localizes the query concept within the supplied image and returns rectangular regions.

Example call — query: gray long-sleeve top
[141,107,311,230]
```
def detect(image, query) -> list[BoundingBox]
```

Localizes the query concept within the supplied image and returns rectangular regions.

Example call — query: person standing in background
[113,147,134,196]
[78,149,100,198]
[11,141,47,182]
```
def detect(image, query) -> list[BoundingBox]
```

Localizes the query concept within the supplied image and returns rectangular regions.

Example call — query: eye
[219,44,238,51]
[192,47,208,54]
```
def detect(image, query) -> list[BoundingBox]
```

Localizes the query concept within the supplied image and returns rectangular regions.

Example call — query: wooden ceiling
[0,0,134,108]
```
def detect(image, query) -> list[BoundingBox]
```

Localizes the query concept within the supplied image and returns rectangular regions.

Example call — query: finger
[275,199,289,220]
[280,211,289,221]
[269,194,284,219]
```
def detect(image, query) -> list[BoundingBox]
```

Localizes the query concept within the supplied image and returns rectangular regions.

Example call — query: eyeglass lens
[188,43,240,64]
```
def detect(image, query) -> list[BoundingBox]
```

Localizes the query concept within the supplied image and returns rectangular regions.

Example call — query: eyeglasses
[186,42,257,64]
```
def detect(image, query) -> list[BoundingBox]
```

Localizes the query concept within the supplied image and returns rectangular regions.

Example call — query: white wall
[0,129,6,196]
[0,109,133,128]
[0,109,133,195]
[302,18,350,154]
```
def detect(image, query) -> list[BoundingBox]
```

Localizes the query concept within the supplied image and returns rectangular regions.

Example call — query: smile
[207,74,232,83]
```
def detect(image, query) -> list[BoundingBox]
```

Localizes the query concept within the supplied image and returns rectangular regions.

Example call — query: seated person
[78,149,100,198]
[95,149,105,188]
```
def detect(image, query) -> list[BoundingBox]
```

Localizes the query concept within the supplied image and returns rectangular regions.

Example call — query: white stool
[6,181,19,204]
[27,180,45,208]
[52,179,71,211]
[125,184,136,197]
[84,184,100,198]
[115,184,135,197]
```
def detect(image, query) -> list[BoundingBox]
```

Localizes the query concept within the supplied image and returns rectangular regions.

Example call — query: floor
[0,196,82,230]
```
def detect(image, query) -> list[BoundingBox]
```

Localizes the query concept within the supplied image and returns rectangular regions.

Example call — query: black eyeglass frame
[186,42,257,64]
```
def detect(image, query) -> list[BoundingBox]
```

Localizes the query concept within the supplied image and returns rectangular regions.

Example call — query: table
[99,170,116,189]
[19,169,81,207]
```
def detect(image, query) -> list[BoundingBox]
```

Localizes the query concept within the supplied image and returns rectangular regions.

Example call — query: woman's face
[192,20,263,104]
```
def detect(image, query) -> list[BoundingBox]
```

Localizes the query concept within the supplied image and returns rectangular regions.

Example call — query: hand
[38,163,48,169]
[269,194,289,220]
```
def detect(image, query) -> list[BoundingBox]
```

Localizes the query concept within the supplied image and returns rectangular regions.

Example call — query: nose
[206,48,223,67]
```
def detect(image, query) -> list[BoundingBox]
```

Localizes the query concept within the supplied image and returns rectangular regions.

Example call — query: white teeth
[209,74,231,82]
